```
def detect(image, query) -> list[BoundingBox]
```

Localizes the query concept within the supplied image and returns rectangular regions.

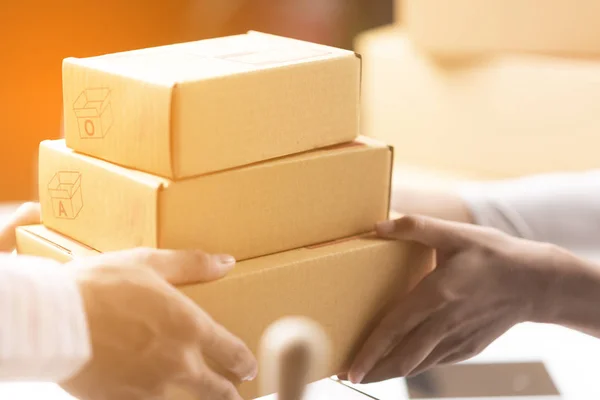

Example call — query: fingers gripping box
[15,224,435,400]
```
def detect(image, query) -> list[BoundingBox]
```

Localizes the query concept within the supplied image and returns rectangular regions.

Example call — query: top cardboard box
[62,31,361,179]
[403,0,600,57]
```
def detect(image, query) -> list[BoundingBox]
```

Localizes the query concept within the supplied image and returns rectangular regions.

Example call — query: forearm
[0,254,90,382]
[533,249,600,338]
[393,170,600,253]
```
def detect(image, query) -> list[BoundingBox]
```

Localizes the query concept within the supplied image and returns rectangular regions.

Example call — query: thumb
[88,248,237,285]
[145,250,237,285]
[375,215,469,251]
[0,202,41,252]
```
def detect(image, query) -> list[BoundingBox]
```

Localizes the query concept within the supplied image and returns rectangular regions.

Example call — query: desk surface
[1,310,599,400]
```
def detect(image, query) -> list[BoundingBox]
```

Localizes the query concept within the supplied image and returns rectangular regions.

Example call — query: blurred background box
[355,25,600,180]
[0,0,392,202]
[403,0,600,57]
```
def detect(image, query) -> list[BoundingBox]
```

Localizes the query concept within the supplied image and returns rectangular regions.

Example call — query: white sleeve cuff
[455,170,600,253]
[456,182,535,240]
[0,254,91,383]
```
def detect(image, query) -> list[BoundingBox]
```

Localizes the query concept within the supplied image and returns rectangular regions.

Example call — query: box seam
[172,138,376,181]
[19,226,98,256]
[156,185,166,248]
[386,144,395,219]
[168,85,177,178]
[354,51,362,140]
[246,30,357,55]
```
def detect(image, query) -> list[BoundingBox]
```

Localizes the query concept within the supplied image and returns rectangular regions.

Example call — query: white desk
[2,321,600,399]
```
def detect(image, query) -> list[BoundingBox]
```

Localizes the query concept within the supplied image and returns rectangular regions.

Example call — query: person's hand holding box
[0,203,256,400]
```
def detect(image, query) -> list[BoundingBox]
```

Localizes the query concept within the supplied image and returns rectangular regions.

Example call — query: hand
[0,202,41,251]
[60,248,258,400]
[346,215,559,384]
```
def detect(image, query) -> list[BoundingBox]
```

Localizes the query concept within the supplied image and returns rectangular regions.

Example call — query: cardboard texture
[38,137,392,260]
[62,30,360,179]
[355,26,600,179]
[16,224,434,400]
[403,0,600,56]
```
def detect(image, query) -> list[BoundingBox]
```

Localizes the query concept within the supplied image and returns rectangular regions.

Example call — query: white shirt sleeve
[457,169,600,254]
[0,253,91,383]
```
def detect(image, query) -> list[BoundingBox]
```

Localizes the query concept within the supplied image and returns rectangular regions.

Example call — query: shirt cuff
[0,254,91,383]
[455,182,535,240]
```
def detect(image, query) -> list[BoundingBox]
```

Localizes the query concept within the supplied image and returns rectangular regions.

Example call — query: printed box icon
[73,88,113,138]
[48,172,83,219]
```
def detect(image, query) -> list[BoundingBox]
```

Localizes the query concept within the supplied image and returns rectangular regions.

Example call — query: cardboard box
[403,0,600,56]
[62,30,360,179]
[39,137,392,260]
[16,224,434,400]
[355,26,600,179]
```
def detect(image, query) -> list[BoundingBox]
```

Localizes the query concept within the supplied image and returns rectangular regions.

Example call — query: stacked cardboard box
[16,31,434,399]
[358,4,600,180]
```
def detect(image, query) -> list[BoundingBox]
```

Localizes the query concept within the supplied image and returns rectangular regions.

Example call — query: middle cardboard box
[39,137,392,260]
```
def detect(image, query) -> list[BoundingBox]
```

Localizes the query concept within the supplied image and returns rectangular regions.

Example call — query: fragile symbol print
[73,88,113,138]
[48,171,83,219]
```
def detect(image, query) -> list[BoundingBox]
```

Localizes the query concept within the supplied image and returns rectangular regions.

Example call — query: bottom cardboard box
[16,225,434,399]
